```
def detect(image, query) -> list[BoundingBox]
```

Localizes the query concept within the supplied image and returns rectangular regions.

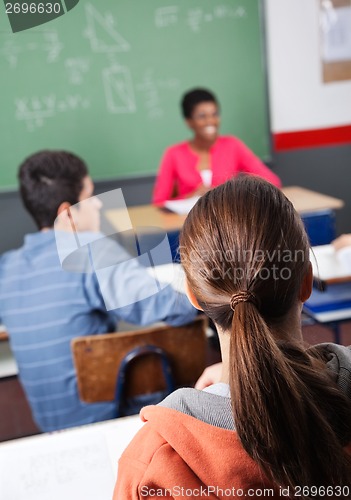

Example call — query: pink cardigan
[152,136,281,205]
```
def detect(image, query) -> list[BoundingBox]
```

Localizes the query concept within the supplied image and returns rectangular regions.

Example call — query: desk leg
[329,322,341,344]
[167,231,180,262]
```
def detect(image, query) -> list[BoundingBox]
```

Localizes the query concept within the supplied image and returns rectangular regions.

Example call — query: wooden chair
[71,316,208,404]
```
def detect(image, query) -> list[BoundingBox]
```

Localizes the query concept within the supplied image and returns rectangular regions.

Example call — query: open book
[304,245,351,320]
[310,244,351,284]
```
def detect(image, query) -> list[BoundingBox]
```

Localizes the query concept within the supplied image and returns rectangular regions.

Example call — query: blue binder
[304,283,351,314]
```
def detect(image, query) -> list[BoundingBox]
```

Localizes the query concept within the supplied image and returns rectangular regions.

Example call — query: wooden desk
[0,415,143,500]
[104,186,344,232]
[282,186,343,213]
[105,204,186,233]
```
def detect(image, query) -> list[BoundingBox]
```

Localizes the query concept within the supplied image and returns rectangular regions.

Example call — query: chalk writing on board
[155,6,179,28]
[103,65,136,113]
[15,94,90,131]
[0,39,20,68]
[136,69,180,120]
[44,31,64,63]
[214,5,246,19]
[187,9,203,32]
[0,30,63,68]
[65,58,90,85]
[186,5,247,33]
[157,78,180,90]
[84,3,130,53]
[152,5,247,33]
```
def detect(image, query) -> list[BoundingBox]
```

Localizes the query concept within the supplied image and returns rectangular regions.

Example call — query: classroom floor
[1,321,351,443]
[0,376,40,441]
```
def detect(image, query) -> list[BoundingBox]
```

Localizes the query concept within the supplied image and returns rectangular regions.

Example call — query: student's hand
[332,234,351,251]
[195,362,223,390]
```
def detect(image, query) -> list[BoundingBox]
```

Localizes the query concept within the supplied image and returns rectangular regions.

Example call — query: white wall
[265,0,351,133]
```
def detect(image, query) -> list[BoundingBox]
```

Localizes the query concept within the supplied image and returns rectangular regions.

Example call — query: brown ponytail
[180,177,351,495]
[231,303,351,490]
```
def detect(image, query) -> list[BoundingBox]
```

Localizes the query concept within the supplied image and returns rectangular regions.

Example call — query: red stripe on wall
[273,124,351,151]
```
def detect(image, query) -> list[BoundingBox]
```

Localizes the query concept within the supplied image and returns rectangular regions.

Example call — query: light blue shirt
[0,231,196,431]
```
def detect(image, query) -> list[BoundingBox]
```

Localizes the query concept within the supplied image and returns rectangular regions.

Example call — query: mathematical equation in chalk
[137,69,179,120]
[15,94,91,131]
[1,1,239,127]
[0,30,63,68]
[155,4,247,32]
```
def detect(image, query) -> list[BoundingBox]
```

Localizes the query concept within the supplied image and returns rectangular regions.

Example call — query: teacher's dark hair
[180,176,351,494]
[181,88,218,119]
[18,150,88,229]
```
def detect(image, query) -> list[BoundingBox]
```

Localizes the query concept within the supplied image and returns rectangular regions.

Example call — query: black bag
[115,344,175,417]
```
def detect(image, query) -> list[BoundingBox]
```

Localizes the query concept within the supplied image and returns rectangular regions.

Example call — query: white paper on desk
[0,433,114,500]
[0,416,144,500]
[164,196,200,215]
[310,245,351,281]
[147,263,185,293]
[147,263,186,294]
[0,415,144,500]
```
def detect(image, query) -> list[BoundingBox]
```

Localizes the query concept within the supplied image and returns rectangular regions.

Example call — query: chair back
[71,316,207,403]
[115,344,176,417]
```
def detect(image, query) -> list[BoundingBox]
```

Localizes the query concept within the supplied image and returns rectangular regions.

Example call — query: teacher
[152,88,281,205]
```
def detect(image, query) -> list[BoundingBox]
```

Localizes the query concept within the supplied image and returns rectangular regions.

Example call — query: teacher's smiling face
[186,101,220,143]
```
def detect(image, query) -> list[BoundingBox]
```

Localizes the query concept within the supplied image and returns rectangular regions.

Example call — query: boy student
[0,151,196,432]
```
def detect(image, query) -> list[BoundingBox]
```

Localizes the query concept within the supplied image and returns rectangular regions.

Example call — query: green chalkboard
[0,0,270,191]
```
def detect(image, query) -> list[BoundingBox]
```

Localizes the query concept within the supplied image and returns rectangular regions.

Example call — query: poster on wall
[320,0,351,82]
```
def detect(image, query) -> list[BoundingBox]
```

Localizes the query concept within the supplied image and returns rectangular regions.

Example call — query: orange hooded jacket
[114,404,278,499]
[114,343,351,499]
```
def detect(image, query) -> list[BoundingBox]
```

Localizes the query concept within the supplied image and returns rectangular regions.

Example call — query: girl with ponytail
[115,176,351,499]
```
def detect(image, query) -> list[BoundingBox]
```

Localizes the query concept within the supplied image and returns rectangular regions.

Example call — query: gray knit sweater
[160,343,351,430]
